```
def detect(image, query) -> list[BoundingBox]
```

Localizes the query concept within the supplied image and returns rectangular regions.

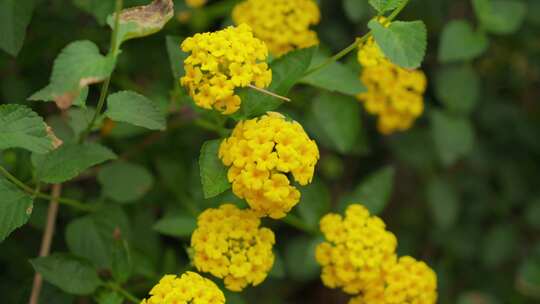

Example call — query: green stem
[79,0,123,143]
[282,214,316,235]
[107,282,141,304]
[0,166,93,212]
[302,0,410,77]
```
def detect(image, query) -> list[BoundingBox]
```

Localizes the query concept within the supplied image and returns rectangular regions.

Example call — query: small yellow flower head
[185,0,207,8]
[141,272,225,304]
[315,204,398,295]
[349,256,438,304]
[232,0,320,57]
[180,24,272,114]
[219,112,319,219]
[357,38,386,68]
[191,204,275,291]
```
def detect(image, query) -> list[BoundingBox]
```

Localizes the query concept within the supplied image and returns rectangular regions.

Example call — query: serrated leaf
[199,139,230,199]
[29,40,115,109]
[105,91,166,130]
[97,161,154,203]
[426,177,460,230]
[34,143,116,183]
[0,177,33,242]
[311,92,361,153]
[0,0,36,56]
[67,106,103,139]
[30,253,101,295]
[473,0,526,35]
[368,19,427,69]
[0,104,56,153]
[234,47,315,119]
[108,0,174,50]
[368,0,402,13]
[430,110,475,166]
[435,64,480,115]
[73,0,115,25]
[301,52,366,96]
[438,20,489,63]
[339,166,395,215]
[153,215,196,238]
[166,35,188,80]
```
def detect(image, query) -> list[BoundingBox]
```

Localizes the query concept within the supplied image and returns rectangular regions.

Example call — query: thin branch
[28,184,62,304]
[247,84,291,102]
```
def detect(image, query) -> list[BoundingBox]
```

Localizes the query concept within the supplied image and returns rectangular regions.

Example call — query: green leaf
[0,177,33,242]
[311,92,361,153]
[473,0,526,35]
[105,91,166,131]
[368,19,427,69]
[268,252,286,279]
[430,110,475,166]
[296,179,331,230]
[525,198,540,229]
[435,64,480,115]
[339,166,395,215]
[166,35,188,80]
[481,224,517,268]
[517,251,540,298]
[301,52,366,96]
[97,291,124,304]
[108,0,174,50]
[284,236,322,281]
[368,0,403,13]
[199,139,230,199]
[30,253,101,295]
[457,292,500,304]
[111,238,132,284]
[343,0,371,22]
[0,0,36,56]
[34,143,116,183]
[438,20,489,63]
[97,161,154,203]
[234,47,315,119]
[72,0,115,25]
[67,106,103,139]
[153,215,196,238]
[0,104,56,154]
[29,40,115,109]
[426,177,460,230]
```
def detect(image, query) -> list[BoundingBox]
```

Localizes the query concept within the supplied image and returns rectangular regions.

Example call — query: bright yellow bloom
[348,256,438,304]
[185,0,206,8]
[232,0,320,56]
[356,24,427,135]
[219,112,319,219]
[191,204,275,291]
[315,204,398,295]
[180,24,272,114]
[141,272,225,304]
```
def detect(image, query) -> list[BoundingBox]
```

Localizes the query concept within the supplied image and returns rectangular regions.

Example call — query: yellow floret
[218,112,319,219]
[191,204,275,291]
[315,204,398,295]
[180,24,272,114]
[232,0,320,56]
[140,271,225,304]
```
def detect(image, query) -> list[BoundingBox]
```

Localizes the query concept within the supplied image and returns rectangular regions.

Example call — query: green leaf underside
[97,161,154,203]
[105,91,166,130]
[29,40,115,109]
[0,177,33,242]
[153,215,197,238]
[0,104,53,153]
[0,0,36,56]
[438,20,488,63]
[311,92,361,153]
[369,19,427,69]
[30,253,101,295]
[34,143,117,183]
[301,51,366,96]
[234,46,316,119]
[199,139,230,199]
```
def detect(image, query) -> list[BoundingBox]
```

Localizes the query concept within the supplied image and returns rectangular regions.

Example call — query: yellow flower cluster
[232,0,320,57]
[315,204,398,295]
[315,204,437,304]
[185,0,206,8]
[356,37,427,135]
[349,256,438,304]
[141,272,225,304]
[191,204,275,291]
[180,24,272,114]
[218,112,319,219]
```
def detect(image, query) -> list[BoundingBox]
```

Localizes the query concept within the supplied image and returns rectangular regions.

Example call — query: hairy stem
[28,184,62,304]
